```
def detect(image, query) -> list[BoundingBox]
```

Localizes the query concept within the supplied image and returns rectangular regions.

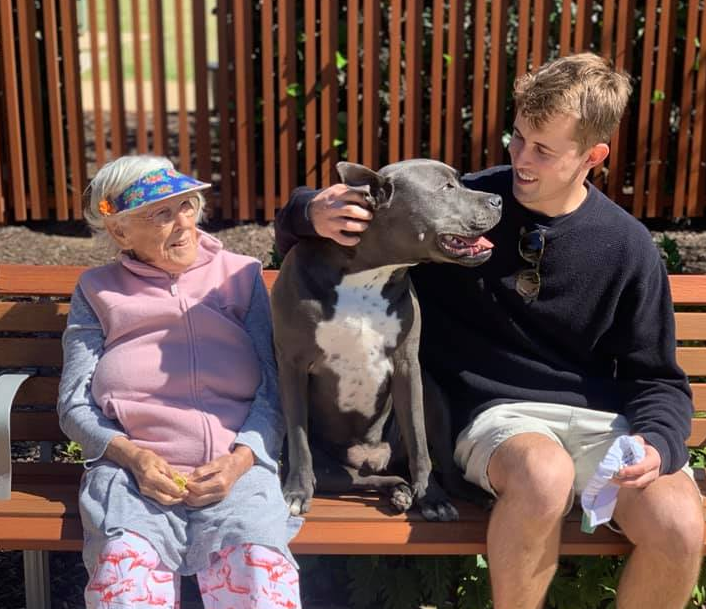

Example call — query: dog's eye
[443,182,455,190]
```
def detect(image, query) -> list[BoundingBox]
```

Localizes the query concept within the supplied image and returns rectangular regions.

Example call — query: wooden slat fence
[1,0,706,224]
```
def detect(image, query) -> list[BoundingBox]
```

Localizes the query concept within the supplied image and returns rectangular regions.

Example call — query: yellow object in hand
[172,472,188,492]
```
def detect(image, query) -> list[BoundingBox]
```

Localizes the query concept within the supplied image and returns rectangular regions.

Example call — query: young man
[274,53,703,609]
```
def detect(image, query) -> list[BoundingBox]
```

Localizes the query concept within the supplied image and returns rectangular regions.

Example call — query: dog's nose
[487,194,502,209]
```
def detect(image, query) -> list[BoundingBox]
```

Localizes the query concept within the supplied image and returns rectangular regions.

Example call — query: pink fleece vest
[79,233,262,471]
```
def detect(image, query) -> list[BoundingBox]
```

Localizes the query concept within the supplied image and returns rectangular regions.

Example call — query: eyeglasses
[516,226,546,302]
[133,197,198,227]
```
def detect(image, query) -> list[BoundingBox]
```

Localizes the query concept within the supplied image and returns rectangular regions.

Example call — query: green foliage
[546,557,623,609]
[651,89,666,103]
[658,235,684,274]
[342,553,706,608]
[268,243,284,270]
[61,440,84,463]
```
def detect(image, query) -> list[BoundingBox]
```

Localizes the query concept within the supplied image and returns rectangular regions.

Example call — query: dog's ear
[336,162,393,209]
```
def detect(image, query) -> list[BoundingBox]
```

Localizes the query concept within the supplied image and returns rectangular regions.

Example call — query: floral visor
[98,167,211,216]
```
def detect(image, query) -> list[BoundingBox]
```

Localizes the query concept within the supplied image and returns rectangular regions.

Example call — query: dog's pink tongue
[470,236,494,250]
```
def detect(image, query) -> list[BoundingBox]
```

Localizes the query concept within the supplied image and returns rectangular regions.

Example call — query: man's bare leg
[486,433,574,609]
[613,470,703,609]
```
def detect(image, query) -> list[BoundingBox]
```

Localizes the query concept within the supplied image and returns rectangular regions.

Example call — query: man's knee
[616,472,704,559]
[489,433,574,518]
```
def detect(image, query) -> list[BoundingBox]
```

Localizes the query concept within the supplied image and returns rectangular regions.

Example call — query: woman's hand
[184,445,255,507]
[105,436,187,505]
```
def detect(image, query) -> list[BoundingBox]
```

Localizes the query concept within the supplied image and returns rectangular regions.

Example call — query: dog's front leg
[278,358,316,516]
[391,353,458,522]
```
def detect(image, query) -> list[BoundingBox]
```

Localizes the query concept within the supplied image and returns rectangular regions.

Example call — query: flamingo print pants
[85,531,301,608]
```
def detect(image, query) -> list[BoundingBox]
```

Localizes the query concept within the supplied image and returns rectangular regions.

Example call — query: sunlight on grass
[79,0,218,82]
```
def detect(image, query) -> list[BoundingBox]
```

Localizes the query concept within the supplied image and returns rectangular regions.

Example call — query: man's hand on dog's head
[309,184,373,246]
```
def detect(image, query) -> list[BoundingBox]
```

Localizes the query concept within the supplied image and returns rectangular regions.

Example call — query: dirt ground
[1,220,706,272]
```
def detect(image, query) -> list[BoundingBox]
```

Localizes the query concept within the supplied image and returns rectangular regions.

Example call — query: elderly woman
[58,155,301,609]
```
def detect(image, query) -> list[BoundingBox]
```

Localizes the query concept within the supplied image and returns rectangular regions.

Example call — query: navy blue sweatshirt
[274,165,693,475]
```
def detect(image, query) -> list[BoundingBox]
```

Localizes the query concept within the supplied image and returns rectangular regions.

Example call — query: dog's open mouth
[437,234,494,258]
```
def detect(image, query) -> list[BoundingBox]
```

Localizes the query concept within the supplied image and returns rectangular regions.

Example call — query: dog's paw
[283,473,315,516]
[416,483,459,522]
[389,483,414,512]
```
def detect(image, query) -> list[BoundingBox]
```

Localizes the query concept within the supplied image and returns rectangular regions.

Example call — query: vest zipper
[169,275,178,296]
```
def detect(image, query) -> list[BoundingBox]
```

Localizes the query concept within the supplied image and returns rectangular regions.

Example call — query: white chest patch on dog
[315,265,405,415]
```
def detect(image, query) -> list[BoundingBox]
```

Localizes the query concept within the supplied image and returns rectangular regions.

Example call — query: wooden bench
[1,263,705,608]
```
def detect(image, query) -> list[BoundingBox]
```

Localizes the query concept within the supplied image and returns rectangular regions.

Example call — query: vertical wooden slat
[362,0,380,168]
[347,0,360,163]
[444,0,464,167]
[88,0,106,167]
[192,0,211,183]
[215,0,233,218]
[388,0,402,163]
[429,0,445,160]
[532,0,550,69]
[592,0,616,191]
[131,0,147,154]
[607,0,634,203]
[105,0,126,156]
[673,0,700,218]
[0,0,27,221]
[574,0,592,52]
[559,0,572,57]
[174,0,190,173]
[149,1,167,156]
[261,0,276,219]
[320,0,338,186]
[17,1,46,218]
[278,0,297,200]
[487,0,508,165]
[304,0,317,186]
[404,0,422,159]
[43,0,68,220]
[516,0,531,78]
[632,0,658,218]
[470,0,487,172]
[687,3,706,216]
[601,0,615,58]
[0,115,5,223]
[234,0,256,219]
[646,0,676,217]
[60,0,87,218]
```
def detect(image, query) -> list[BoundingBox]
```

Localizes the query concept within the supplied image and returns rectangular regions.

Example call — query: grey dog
[271,159,501,520]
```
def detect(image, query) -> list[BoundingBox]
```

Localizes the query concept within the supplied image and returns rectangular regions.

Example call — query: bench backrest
[1,265,704,449]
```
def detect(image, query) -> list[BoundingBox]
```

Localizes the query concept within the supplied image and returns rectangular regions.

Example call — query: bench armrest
[0,371,35,500]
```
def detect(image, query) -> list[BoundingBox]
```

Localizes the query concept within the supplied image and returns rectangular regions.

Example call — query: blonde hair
[84,155,206,253]
[513,53,632,150]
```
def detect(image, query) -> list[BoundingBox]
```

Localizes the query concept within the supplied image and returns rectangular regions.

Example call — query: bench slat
[0,489,702,556]
[14,377,60,407]
[688,418,706,447]
[670,276,706,304]
[0,302,70,332]
[677,347,706,375]
[0,265,84,297]
[0,338,62,367]
[11,411,66,441]
[676,312,706,340]
[693,384,706,412]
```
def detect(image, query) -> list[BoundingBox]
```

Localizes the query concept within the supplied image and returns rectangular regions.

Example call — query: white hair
[84,155,206,254]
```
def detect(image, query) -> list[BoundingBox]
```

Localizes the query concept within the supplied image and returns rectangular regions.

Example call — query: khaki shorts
[454,402,695,504]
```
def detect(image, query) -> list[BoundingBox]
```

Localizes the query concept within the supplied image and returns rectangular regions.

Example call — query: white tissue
[580,435,645,533]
